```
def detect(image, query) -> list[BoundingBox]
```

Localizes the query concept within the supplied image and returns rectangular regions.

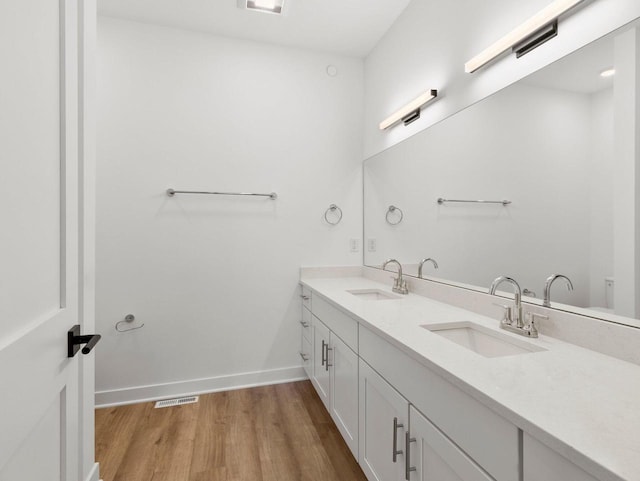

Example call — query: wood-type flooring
[95,380,367,481]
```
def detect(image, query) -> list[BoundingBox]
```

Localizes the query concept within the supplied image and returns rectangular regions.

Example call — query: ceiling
[97,0,413,57]
[522,35,614,94]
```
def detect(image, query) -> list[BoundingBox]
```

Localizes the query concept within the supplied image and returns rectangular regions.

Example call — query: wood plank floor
[96,380,367,481]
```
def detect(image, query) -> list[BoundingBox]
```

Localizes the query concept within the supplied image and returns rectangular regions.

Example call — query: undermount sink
[347,289,401,301]
[422,321,547,358]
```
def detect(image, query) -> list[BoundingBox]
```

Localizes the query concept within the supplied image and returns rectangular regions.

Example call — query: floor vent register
[154,396,199,408]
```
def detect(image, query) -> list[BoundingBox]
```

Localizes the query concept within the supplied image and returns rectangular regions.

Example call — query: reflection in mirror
[364,22,640,327]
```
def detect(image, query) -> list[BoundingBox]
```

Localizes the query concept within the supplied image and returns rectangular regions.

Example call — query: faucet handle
[492,303,513,325]
[525,312,548,337]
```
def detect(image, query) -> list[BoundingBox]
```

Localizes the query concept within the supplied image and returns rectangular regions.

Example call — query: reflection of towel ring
[386,205,403,225]
[324,204,343,225]
[116,314,145,333]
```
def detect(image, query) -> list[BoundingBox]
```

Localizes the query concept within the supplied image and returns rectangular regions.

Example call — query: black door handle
[68,325,102,357]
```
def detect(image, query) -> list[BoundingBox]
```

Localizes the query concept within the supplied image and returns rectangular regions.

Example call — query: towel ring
[116,314,145,333]
[324,204,343,225]
[386,205,403,225]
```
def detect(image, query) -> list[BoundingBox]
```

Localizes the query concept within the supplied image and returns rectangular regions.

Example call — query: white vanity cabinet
[359,359,408,481]
[329,332,359,457]
[300,303,312,378]
[359,360,493,481]
[311,315,331,408]
[407,405,493,481]
[308,293,359,458]
[359,325,520,481]
[523,434,598,481]
[299,282,620,481]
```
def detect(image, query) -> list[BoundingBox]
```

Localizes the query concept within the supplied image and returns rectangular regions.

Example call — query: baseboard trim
[84,463,100,481]
[95,366,307,408]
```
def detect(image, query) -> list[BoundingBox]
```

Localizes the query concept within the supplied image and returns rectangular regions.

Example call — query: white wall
[364,0,640,158]
[364,83,593,306]
[613,28,640,318]
[588,88,614,309]
[95,17,363,403]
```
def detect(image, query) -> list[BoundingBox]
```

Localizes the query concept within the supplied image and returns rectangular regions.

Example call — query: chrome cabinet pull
[299,320,310,328]
[299,352,309,362]
[393,417,404,462]
[321,340,326,366]
[325,346,333,371]
[405,431,416,480]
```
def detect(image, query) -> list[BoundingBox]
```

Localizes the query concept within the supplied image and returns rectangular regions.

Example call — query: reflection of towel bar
[437,198,511,206]
[386,205,403,225]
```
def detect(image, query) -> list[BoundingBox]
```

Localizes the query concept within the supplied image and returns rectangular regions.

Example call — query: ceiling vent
[238,0,285,15]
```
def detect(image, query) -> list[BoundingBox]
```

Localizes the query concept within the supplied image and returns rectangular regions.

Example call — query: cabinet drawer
[300,285,312,310]
[300,306,312,342]
[312,294,358,352]
[360,325,519,481]
[301,335,312,379]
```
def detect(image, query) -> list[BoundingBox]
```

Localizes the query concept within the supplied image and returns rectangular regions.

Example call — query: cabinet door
[330,333,359,459]
[359,360,407,481]
[407,406,492,481]
[311,316,331,409]
[523,434,598,481]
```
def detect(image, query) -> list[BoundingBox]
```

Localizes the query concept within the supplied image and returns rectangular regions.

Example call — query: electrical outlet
[349,238,360,253]
[367,238,377,252]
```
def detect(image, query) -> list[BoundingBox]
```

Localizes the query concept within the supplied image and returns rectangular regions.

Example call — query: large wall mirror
[364,19,640,329]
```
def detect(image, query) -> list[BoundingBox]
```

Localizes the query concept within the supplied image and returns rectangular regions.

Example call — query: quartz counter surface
[300,275,640,481]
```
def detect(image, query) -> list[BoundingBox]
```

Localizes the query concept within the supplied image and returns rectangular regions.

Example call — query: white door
[0,1,95,481]
[358,360,407,481]
[311,316,331,409]
[329,333,359,459]
[407,406,492,481]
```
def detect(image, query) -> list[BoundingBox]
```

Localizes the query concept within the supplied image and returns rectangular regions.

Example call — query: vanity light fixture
[465,0,585,73]
[379,89,438,130]
[600,68,615,77]
[241,0,284,15]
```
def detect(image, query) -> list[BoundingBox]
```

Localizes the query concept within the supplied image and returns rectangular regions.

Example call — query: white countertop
[300,275,640,481]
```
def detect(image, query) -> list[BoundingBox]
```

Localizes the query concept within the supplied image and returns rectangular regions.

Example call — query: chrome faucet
[382,259,408,295]
[543,274,574,307]
[489,276,523,328]
[489,276,546,338]
[417,258,439,278]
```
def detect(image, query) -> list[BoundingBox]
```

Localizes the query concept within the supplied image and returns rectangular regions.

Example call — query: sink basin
[422,321,547,358]
[347,289,401,301]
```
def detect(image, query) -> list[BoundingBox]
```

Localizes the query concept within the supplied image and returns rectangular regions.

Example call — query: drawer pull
[325,346,333,371]
[300,294,310,300]
[299,352,309,362]
[405,431,416,480]
[321,340,327,366]
[299,320,310,328]
[393,417,404,462]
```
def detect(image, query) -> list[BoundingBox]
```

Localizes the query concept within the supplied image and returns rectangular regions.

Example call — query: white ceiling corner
[97,0,413,57]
